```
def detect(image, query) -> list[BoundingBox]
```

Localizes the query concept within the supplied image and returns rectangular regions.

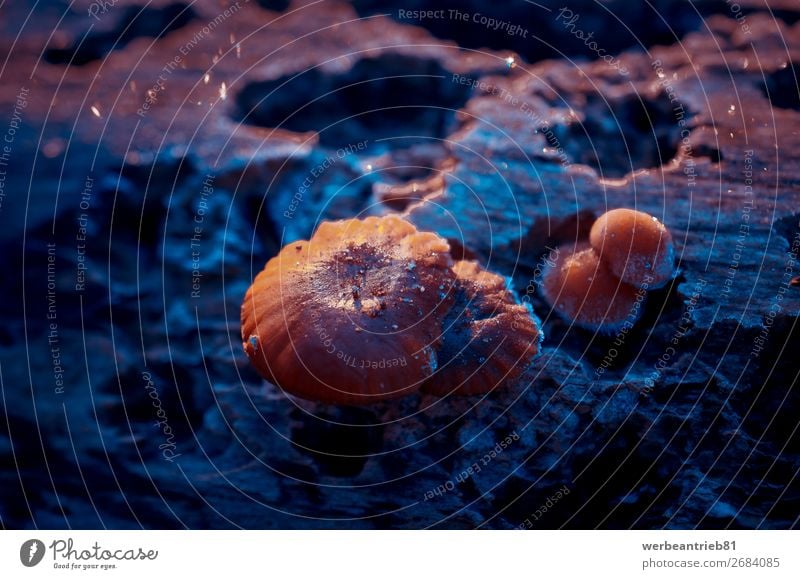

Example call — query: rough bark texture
[0,0,798,528]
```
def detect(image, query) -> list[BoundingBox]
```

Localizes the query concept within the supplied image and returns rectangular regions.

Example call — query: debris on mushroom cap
[241,215,546,404]
[423,260,543,396]
[590,208,675,289]
[541,243,643,332]
[241,215,454,405]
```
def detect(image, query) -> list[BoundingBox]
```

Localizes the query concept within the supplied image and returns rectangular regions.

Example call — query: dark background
[0,0,798,528]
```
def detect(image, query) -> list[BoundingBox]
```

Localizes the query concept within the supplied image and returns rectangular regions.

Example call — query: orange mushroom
[241,216,454,405]
[541,243,643,332]
[423,260,542,396]
[242,216,545,404]
[589,208,675,288]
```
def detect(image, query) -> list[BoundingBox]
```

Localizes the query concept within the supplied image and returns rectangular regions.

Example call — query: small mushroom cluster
[541,209,675,332]
[241,215,542,405]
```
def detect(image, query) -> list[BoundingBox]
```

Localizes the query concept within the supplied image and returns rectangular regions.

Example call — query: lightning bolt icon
[28,542,38,563]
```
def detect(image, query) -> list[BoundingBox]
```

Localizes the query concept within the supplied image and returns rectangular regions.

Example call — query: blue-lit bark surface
[0,0,798,528]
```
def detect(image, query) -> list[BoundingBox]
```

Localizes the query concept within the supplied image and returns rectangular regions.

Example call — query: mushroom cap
[241,215,454,405]
[423,260,542,396]
[589,208,675,288]
[541,243,643,332]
